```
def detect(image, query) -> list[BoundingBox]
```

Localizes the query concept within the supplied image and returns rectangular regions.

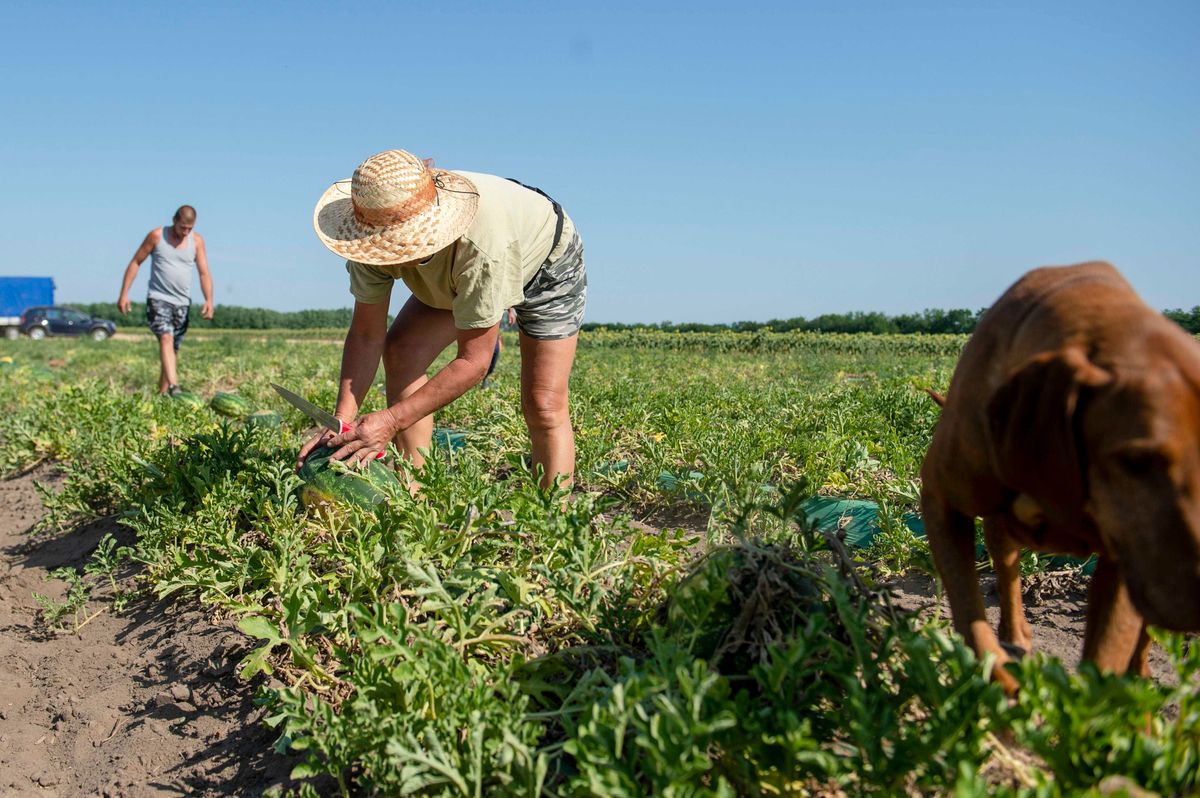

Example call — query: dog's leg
[1129,625,1152,677]
[1082,557,1147,675]
[984,515,1033,656]
[924,497,1020,693]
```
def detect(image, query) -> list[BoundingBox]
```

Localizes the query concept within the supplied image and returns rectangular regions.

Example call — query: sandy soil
[884,571,1173,681]
[0,468,303,797]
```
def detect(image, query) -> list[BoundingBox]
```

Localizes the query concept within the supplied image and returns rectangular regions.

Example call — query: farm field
[0,330,1197,797]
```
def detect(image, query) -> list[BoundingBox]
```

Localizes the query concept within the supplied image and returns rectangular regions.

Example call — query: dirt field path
[110,332,343,346]
[0,468,301,797]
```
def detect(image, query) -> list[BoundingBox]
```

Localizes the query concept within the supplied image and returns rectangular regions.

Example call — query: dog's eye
[1113,445,1169,475]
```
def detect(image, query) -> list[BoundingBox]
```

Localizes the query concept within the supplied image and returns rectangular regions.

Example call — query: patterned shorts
[146,298,190,351]
[515,230,587,340]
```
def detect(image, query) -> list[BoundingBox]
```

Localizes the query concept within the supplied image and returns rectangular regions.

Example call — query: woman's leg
[481,337,502,387]
[383,295,459,469]
[519,332,578,487]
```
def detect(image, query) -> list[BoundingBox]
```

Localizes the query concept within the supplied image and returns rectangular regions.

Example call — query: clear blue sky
[1,0,1196,324]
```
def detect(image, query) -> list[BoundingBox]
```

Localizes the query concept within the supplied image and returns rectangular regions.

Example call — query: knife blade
[271,383,346,434]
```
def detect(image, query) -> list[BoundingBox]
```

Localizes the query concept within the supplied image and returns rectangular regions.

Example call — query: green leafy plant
[34,566,94,632]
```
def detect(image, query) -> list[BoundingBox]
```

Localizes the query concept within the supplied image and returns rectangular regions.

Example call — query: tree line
[583,307,985,335]
[75,302,355,330]
[72,301,1200,335]
[584,306,1200,335]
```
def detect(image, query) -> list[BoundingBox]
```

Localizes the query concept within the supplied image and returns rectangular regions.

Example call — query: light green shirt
[346,171,572,329]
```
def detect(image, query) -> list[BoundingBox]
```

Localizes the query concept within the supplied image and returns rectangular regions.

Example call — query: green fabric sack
[797,495,1096,573]
[797,496,924,548]
[433,427,467,452]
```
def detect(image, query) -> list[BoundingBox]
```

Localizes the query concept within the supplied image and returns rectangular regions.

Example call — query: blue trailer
[0,277,56,340]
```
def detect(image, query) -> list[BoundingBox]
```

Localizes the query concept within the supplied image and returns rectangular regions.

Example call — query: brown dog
[920,261,1200,693]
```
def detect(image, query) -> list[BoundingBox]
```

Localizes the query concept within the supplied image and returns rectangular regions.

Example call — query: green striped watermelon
[210,392,252,418]
[245,410,283,430]
[298,446,399,515]
[172,390,206,408]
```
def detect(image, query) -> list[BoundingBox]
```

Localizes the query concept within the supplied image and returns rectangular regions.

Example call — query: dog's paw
[999,641,1028,660]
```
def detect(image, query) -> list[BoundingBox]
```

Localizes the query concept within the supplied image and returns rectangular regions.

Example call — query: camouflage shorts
[146,298,189,351]
[515,230,587,340]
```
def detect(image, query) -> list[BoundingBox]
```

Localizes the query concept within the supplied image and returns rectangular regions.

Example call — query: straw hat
[313,149,479,265]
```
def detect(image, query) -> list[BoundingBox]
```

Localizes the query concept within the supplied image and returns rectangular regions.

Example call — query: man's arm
[194,232,214,320]
[118,230,159,314]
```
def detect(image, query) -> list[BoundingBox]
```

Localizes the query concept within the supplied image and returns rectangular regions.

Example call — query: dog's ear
[986,347,1112,515]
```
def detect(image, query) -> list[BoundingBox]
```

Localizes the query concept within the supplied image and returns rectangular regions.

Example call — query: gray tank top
[147,226,196,306]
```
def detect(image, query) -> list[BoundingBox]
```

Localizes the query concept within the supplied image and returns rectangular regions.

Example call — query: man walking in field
[117,205,214,395]
[299,149,586,487]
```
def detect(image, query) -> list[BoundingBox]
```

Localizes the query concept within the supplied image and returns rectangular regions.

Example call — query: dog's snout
[1117,522,1200,631]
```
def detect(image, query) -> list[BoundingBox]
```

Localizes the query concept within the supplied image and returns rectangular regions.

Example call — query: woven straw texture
[314,150,478,265]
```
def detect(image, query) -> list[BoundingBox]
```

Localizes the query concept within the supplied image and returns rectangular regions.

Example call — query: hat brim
[313,170,479,265]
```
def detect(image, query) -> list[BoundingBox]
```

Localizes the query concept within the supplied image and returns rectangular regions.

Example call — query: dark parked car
[20,306,117,341]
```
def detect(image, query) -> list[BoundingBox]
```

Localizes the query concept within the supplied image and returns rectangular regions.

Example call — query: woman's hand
[296,429,336,470]
[326,409,399,465]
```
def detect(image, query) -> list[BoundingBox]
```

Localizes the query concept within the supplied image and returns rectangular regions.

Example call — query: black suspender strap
[506,177,565,253]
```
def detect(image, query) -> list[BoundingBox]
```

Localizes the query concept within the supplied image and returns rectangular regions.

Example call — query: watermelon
[172,390,206,408]
[298,446,399,514]
[26,365,56,381]
[210,391,252,418]
[245,410,283,430]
